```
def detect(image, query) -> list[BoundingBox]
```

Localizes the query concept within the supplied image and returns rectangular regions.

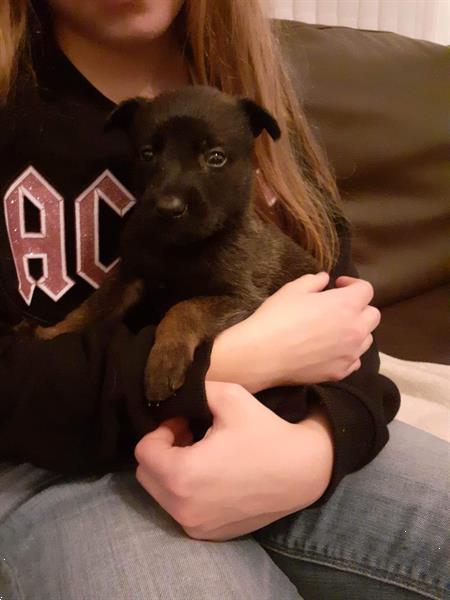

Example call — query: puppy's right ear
[104,98,145,133]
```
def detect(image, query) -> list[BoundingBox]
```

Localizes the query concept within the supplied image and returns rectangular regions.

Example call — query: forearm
[207,318,396,489]
[0,325,212,473]
[0,324,152,472]
[292,404,334,502]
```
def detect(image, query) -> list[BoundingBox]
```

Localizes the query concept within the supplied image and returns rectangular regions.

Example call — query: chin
[49,0,185,47]
[90,0,184,46]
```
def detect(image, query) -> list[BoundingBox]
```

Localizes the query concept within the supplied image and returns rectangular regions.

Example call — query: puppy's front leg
[145,296,254,403]
[35,268,144,340]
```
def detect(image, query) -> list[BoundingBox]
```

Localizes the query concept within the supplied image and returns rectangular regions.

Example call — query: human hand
[135,381,333,541]
[207,272,380,392]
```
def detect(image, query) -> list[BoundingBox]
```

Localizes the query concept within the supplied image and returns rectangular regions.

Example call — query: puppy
[36,86,319,405]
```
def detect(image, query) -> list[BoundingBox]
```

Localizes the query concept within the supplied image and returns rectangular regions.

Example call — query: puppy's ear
[239,98,281,141]
[104,98,146,133]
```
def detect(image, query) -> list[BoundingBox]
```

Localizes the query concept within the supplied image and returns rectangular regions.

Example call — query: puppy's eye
[141,146,154,162]
[205,148,227,168]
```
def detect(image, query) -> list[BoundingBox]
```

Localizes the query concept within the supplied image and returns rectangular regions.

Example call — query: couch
[277,20,450,440]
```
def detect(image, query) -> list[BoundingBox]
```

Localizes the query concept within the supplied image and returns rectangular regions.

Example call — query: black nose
[155,196,186,218]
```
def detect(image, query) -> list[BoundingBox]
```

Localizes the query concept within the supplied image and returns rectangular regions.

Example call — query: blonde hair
[1,0,341,269]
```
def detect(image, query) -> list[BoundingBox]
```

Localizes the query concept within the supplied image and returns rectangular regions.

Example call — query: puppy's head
[106,85,280,247]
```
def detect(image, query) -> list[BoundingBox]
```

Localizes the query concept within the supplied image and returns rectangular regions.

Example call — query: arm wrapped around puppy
[0,322,213,474]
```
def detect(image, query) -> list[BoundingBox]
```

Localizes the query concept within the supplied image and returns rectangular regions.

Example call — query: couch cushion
[276,20,450,309]
[377,283,449,363]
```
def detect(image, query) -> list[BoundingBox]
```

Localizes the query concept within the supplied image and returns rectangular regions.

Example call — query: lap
[1,421,448,600]
[0,465,300,600]
[253,420,450,600]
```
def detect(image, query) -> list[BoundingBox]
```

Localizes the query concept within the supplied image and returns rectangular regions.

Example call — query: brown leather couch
[277,20,449,364]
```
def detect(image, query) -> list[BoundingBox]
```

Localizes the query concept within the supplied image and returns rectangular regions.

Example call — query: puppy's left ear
[239,98,281,141]
[104,97,147,133]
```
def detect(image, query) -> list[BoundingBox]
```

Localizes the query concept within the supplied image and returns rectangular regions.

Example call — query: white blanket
[379,353,450,442]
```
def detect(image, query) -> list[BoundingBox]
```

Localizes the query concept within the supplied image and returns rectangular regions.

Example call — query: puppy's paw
[145,341,194,404]
[35,324,67,340]
[15,320,69,340]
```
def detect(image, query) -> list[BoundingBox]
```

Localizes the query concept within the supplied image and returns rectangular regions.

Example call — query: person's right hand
[207,272,381,392]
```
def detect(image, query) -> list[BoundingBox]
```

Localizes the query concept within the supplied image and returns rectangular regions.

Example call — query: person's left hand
[135,381,333,541]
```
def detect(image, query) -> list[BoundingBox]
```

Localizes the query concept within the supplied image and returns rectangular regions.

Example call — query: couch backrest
[276,20,449,307]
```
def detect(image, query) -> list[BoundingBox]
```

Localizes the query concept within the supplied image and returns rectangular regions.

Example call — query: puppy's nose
[155,195,187,218]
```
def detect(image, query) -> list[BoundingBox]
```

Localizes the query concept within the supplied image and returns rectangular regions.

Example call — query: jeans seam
[0,554,24,600]
[259,541,445,600]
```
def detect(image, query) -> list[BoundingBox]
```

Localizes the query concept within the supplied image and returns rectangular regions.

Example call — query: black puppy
[36,86,319,405]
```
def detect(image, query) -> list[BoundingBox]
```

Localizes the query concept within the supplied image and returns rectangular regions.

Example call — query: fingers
[344,358,361,377]
[335,279,380,341]
[289,272,330,293]
[135,464,172,511]
[341,333,374,379]
[362,305,381,333]
[342,334,374,379]
[136,463,159,494]
[334,276,375,307]
[359,334,374,356]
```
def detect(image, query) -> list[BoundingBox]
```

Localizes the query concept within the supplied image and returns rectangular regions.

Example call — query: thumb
[135,417,190,461]
[335,275,359,288]
[205,381,264,427]
[289,271,329,293]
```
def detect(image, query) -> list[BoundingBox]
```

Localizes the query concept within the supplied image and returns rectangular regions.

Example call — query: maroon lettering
[4,167,75,305]
[75,170,135,288]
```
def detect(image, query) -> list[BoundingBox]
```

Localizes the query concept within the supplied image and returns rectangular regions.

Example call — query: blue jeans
[0,421,448,600]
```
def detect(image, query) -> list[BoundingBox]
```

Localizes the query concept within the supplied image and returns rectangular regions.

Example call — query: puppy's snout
[155,195,187,219]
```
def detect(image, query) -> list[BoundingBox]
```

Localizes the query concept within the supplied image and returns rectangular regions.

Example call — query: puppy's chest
[161,254,233,297]
[131,250,231,307]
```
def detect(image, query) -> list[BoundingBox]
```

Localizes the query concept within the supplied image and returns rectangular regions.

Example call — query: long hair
[0,0,341,269]
[0,1,28,98]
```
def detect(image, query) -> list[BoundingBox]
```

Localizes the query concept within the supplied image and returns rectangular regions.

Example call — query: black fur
[107,86,317,315]
[40,86,320,425]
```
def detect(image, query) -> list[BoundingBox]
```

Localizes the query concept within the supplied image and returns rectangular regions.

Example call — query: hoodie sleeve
[310,221,400,504]
[256,218,401,505]
[0,218,400,497]
[0,322,212,474]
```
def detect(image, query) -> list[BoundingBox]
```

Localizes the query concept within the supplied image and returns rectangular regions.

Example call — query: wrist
[206,318,274,393]
[292,405,334,501]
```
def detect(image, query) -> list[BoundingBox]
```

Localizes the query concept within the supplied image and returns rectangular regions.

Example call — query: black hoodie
[0,30,400,505]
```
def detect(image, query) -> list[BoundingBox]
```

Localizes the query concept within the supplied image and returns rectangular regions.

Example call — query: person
[0,1,447,599]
